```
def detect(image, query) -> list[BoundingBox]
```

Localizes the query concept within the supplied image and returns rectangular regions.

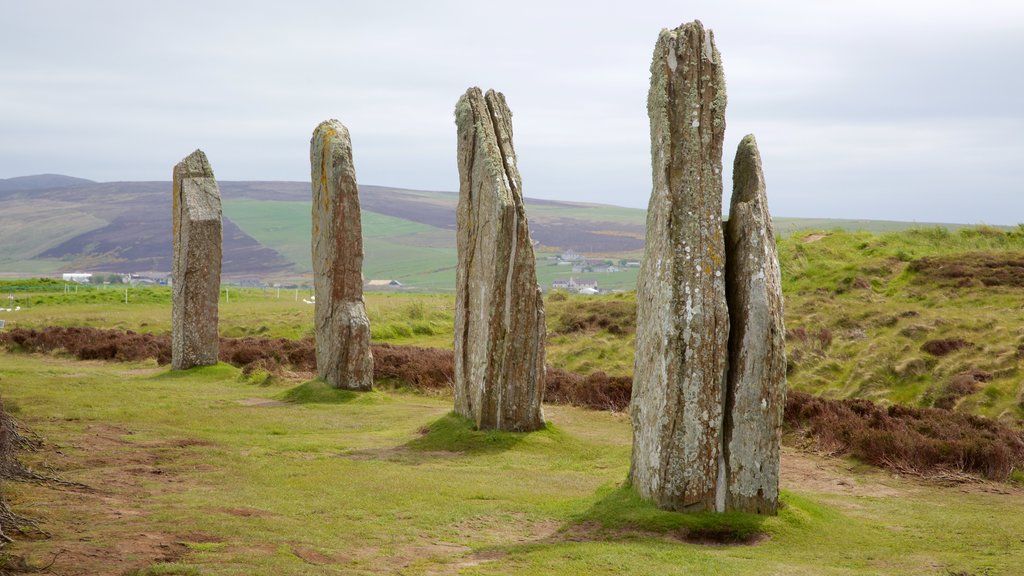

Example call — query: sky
[1,0,1022,224]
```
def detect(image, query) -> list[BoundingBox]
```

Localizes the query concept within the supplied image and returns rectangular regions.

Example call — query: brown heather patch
[785,391,1024,481]
[933,370,992,410]
[909,252,1024,288]
[921,338,972,357]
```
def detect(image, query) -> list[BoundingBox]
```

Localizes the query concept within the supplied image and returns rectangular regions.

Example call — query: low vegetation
[1,353,1023,574]
[5,326,1023,482]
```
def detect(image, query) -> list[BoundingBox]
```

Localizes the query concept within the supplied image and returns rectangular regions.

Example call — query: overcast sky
[2,1,1022,224]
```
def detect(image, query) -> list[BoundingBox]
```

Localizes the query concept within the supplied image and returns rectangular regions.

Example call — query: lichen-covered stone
[723,134,786,515]
[311,120,373,390]
[630,21,729,512]
[453,87,545,432]
[171,149,222,370]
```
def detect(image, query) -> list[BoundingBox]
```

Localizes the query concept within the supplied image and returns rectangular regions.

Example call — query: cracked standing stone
[453,87,546,432]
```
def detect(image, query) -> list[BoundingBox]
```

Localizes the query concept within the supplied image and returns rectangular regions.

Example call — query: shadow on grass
[278,379,364,404]
[404,412,549,455]
[440,484,779,573]
[562,483,769,545]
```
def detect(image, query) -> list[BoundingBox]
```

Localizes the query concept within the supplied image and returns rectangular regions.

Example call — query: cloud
[1,0,1022,223]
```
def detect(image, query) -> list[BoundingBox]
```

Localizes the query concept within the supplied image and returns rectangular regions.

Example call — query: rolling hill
[0,174,986,290]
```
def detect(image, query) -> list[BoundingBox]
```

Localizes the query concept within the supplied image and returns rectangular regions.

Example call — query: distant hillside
[0,173,95,193]
[0,173,987,288]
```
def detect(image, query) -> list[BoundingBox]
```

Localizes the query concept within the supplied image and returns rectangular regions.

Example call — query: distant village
[57,249,641,295]
[547,249,640,295]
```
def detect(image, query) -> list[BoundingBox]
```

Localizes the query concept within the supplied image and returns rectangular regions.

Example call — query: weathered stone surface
[630,21,729,512]
[171,149,222,370]
[311,120,373,390]
[453,87,546,432]
[723,134,786,515]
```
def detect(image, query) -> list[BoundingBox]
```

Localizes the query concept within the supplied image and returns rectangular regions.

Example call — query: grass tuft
[278,379,363,404]
[406,412,541,454]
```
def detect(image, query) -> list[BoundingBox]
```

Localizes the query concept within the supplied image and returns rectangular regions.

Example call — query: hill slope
[0,174,990,288]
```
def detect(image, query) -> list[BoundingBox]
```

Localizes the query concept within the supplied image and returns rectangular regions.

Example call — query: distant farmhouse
[559,249,584,262]
[124,273,170,286]
[551,277,599,294]
[572,260,620,274]
[62,272,92,284]
[366,279,403,289]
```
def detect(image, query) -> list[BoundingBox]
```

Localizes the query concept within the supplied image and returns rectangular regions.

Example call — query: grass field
[3,353,1023,575]
[223,200,458,288]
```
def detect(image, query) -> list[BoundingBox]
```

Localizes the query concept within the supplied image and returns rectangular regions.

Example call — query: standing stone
[453,87,546,432]
[171,150,222,370]
[630,21,729,512]
[723,135,786,515]
[311,120,373,390]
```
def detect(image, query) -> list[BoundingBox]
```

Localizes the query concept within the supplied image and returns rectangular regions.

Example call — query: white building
[62,273,92,284]
[551,277,599,293]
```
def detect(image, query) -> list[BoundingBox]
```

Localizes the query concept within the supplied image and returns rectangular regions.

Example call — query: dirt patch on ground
[337,447,459,465]
[421,513,561,575]
[217,506,276,518]
[237,398,290,407]
[781,449,902,497]
[801,233,828,243]
[3,421,217,575]
[909,252,1024,287]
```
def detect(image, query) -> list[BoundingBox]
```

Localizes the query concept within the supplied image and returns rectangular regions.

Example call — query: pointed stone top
[313,119,351,142]
[456,88,509,115]
[731,134,764,205]
[175,149,214,179]
[455,86,519,202]
[173,149,221,222]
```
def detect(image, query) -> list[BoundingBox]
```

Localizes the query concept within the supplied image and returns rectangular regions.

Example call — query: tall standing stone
[311,120,373,390]
[171,149,222,370]
[723,135,786,514]
[453,87,546,432]
[630,21,729,512]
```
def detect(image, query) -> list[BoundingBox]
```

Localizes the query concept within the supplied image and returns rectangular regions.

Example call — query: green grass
[3,351,1023,574]
[223,200,457,286]
[279,379,365,404]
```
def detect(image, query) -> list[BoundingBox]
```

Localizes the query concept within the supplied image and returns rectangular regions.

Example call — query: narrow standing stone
[311,120,373,390]
[630,21,729,512]
[723,135,786,514]
[453,87,546,432]
[171,149,222,370]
